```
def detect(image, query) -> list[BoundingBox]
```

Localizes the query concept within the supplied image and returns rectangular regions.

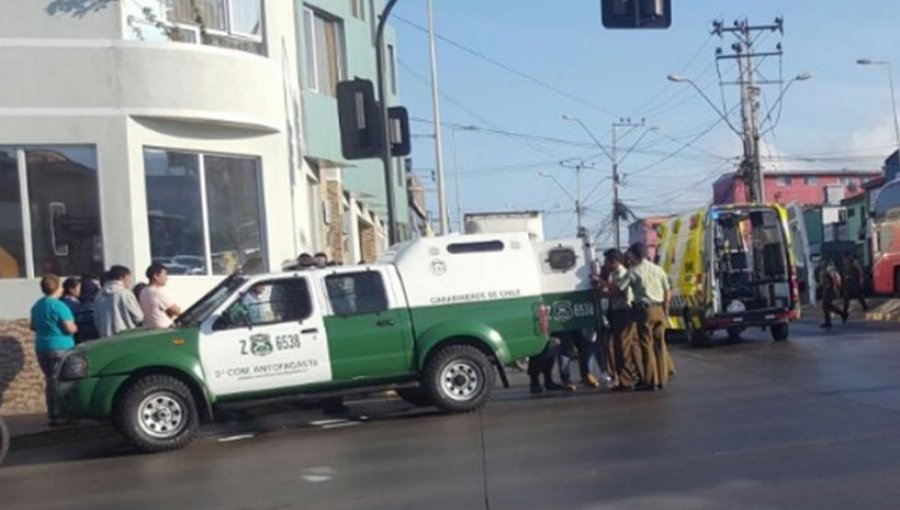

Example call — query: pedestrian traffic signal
[601,0,672,29]
[388,106,411,157]
[337,79,382,160]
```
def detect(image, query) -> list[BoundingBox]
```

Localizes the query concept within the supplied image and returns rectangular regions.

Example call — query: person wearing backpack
[819,257,847,328]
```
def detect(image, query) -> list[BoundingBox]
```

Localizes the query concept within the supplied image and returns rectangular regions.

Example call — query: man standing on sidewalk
[94,265,144,337]
[140,263,182,329]
[628,243,673,390]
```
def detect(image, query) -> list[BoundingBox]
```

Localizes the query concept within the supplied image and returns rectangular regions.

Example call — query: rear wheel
[114,375,199,453]
[396,387,433,407]
[771,323,790,342]
[424,345,495,413]
[0,416,9,465]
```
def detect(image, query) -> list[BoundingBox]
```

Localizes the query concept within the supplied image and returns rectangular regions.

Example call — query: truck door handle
[376,319,395,327]
[301,328,318,334]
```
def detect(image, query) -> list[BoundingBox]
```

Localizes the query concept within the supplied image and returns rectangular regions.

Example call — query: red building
[712,170,881,206]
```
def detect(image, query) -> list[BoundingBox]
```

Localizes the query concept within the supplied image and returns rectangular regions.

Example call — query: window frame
[0,145,103,280]
[214,276,314,330]
[324,270,390,316]
[546,247,578,271]
[158,0,265,48]
[447,240,505,254]
[303,6,346,96]
[144,146,267,277]
[775,176,792,187]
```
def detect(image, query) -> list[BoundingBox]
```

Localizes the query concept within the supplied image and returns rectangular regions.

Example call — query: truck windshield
[175,274,247,328]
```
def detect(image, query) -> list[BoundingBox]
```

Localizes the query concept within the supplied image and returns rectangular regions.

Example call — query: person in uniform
[842,254,868,317]
[627,243,673,390]
[594,249,641,391]
[818,256,846,328]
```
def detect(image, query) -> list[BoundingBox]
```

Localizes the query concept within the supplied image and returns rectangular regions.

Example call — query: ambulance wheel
[114,375,199,453]
[396,387,433,407]
[425,344,495,413]
[0,416,9,465]
[771,323,790,342]
[727,327,745,341]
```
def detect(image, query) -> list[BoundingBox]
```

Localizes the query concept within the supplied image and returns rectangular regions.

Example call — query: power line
[394,15,620,118]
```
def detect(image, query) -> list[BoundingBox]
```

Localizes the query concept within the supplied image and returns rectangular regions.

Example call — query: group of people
[29,263,181,425]
[528,242,675,394]
[816,254,868,329]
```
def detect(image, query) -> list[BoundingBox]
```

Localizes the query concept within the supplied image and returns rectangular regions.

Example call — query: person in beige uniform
[627,243,673,390]
[140,263,181,329]
[593,249,641,391]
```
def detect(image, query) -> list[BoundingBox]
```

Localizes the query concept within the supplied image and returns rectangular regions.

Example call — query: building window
[0,146,103,279]
[804,176,818,186]
[388,43,397,95]
[350,0,366,21]
[144,148,265,276]
[158,0,264,55]
[775,176,792,187]
[303,7,345,96]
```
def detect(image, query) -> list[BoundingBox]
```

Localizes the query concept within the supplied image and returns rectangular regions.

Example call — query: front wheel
[727,327,745,341]
[114,375,199,453]
[771,323,790,342]
[424,345,495,413]
[0,416,9,465]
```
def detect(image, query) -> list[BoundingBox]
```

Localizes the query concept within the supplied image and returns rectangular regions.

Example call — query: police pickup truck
[55,233,595,452]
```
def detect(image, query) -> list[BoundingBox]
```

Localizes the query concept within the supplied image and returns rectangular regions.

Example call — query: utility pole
[426,0,449,235]
[543,159,595,239]
[713,17,784,203]
[612,118,644,250]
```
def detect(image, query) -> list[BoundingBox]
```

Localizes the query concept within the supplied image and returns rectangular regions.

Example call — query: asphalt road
[3,318,900,510]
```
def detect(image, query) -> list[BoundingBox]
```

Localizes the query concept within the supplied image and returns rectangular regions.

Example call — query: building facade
[627,215,671,262]
[0,0,407,413]
[712,170,881,207]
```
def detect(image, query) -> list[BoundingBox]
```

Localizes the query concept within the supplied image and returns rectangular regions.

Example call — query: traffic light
[337,79,412,159]
[337,79,382,160]
[601,0,672,29]
[388,106,411,157]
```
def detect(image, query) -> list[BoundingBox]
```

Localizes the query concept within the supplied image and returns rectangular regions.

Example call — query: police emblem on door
[250,333,274,357]
[551,301,574,322]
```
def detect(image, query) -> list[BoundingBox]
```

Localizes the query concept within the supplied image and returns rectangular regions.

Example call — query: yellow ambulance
[655,203,801,344]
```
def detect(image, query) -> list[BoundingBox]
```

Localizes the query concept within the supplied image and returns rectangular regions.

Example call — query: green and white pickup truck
[55,233,596,452]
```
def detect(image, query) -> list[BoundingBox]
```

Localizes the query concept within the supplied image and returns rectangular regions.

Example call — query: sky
[389,0,900,245]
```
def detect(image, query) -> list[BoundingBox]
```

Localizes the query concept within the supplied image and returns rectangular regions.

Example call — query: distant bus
[871,180,900,296]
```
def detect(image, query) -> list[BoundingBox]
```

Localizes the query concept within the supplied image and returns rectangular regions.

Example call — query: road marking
[309,419,348,426]
[301,467,336,483]
[321,421,361,430]
[218,433,255,443]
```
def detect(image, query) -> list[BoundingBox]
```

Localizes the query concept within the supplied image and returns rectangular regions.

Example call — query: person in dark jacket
[842,254,868,316]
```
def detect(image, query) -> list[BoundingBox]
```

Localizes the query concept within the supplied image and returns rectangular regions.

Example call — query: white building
[0,0,395,321]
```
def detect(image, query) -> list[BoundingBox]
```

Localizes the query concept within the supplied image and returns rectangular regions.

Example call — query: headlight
[60,354,90,380]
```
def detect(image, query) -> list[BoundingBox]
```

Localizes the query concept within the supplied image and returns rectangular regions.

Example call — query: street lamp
[857,58,900,167]
[666,74,742,136]
[760,72,813,134]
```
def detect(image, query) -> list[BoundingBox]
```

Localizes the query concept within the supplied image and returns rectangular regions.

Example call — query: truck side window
[547,248,577,271]
[217,278,312,330]
[325,272,389,316]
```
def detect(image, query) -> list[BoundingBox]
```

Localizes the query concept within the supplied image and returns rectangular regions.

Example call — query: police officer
[627,243,673,390]
[594,249,641,390]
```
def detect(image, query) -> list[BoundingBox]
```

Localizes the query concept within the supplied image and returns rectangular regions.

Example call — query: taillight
[538,304,551,337]
[788,265,799,305]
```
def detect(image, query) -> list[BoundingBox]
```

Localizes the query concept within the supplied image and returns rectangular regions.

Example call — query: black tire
[771,323,790,342]
[113,375,199,453]
[0,416,9,465]
[396,387,433,407]
[727,327,745,341]
[424,345,495,413]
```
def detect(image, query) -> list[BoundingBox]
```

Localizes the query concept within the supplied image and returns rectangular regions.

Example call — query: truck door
[199,276,332,397]
[786,202,815,304]
[322,269,412,381]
